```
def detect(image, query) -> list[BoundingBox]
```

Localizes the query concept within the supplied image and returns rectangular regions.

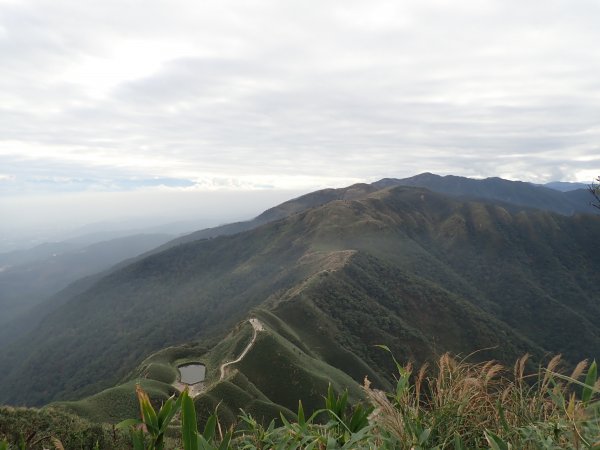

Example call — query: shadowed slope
[1,186,599,407]
[376,172,598,215]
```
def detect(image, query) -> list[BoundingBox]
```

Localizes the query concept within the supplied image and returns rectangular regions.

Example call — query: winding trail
[171,318,264,398]
[220,318,264,381]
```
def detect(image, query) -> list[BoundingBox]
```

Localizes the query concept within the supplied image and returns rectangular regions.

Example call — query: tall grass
[366,351,599,449]
[112,352,600,449]
[2,353,598,449]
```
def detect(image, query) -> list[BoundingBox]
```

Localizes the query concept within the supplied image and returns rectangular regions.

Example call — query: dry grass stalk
[569,360,588,381]
[362,352,598,449]
[514,353,529,383]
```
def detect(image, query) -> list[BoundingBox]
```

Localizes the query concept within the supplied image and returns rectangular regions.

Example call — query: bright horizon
[1,0,599,248]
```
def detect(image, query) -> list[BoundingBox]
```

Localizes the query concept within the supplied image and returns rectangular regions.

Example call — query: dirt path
[171,318,264,398]
[172,380,205,398]
[220,318,264,381]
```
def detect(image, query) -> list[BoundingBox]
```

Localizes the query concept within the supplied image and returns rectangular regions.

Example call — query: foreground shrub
[2,352,599,449]
[0,405,129,449]
[365,350,600,449]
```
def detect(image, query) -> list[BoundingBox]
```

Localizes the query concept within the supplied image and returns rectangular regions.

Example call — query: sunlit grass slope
[2,186,599,407]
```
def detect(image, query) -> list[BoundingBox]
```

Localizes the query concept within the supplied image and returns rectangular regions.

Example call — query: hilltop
[0,179,598,415]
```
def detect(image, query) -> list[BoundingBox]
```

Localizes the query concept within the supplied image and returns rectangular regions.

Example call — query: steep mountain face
[0,234,173,329]
[161,183,378,248]
[167,174,594,254]
[1,185,599,409]
[377,173,597,215]
[544,181,589,192]
[0,242,81,267]
[0,184,380,349]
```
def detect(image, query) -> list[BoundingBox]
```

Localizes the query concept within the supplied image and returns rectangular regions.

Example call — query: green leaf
[137,386,159,435]
[218,431,232,450]
[181,390,199,450]
[197,435,210,450]
[157,396,174,425]
[582,360,598,403]
[496,400,510,433]
[159,395,182,435]
[418,428,431,445]
[131,428,146,450]
[338,390,348,417]
[326,435,338,449]
[485,430,511,450]
[375,344,406,376]
[297,400,306,428]
[325,383,335,411]
[453,433,466,450]
[279,411,291,428]
[116,418,141,430]
[348,404,370,432]
[202,414,217,442]
[374,344,391,352]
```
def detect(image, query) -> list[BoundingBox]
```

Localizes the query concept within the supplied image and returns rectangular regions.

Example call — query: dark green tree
[589,176,600,210]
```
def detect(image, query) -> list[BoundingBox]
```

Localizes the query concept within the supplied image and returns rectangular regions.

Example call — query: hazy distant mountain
[375,173,597,215]
[0,242,82,267]
[163,183,378,248]
[0,186,383,348]
[157,174,598,255]
[544,181,589,192]
[0,234,173,329]
[2,183,599,409]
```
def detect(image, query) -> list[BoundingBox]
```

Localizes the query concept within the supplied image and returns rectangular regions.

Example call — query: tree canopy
[590,176,600,210]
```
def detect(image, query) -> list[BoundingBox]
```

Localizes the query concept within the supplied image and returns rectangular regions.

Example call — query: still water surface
[178,364,206,384]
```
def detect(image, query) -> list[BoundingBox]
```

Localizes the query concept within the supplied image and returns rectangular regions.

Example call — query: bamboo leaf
[197,435,210,450]
[453,433,466,450]
[418,428,431,445]
[297,400,305,428]
[326,383,335,411]
[496,400,510,433]
[339,390,348,417]
[131,429,146,450]
[157,396,174,426]
[279,412,291,428]
[158,396,181,434]
[136,385,159,434]
[202,414,217,442]
[485,430,511,450]
[181,389,199,450]
[218,431,232,450]
[582,360,598,403]
[116,418,141,430]
[375,344,405,376]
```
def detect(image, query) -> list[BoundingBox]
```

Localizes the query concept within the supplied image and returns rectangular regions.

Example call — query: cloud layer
[1,0,599,196]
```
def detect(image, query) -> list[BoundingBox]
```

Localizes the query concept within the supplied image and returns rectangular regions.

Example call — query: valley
[0,175,599,447]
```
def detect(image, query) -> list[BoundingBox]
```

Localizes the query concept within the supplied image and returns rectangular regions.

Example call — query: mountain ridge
[1,183,598,409]
[0,233,174,331]
[374,172,596,215]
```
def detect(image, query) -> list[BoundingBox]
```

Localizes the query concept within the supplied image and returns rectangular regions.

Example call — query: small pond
[178,363,206,385]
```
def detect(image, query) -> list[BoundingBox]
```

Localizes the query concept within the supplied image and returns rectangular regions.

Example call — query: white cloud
[0,0,598,195]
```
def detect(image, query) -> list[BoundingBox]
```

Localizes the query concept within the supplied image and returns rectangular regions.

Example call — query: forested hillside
[1,184,598,408]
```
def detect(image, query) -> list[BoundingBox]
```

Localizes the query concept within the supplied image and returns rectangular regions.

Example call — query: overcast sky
[1,0,599,244]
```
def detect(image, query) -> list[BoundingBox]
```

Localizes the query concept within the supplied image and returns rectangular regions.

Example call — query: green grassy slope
[267,253,543,380]
[375,172,599,215]
[52,316,364,428]
[1,186,599,408]
[0,233,173,332]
